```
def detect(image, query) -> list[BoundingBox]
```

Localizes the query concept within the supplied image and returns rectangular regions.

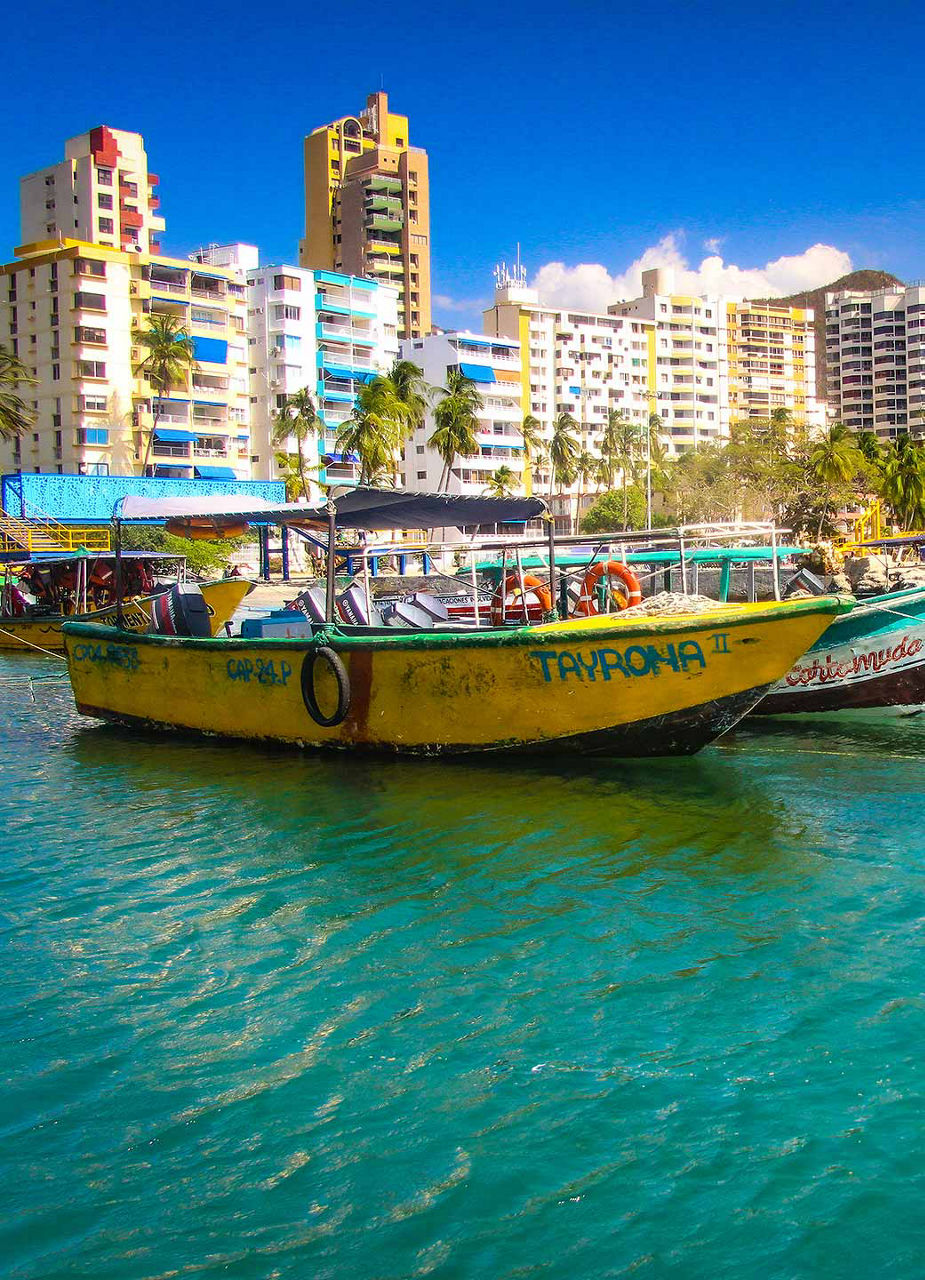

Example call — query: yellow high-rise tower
[299,91,431,340]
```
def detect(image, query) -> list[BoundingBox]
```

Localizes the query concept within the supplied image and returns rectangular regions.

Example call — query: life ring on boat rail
[574,560,643,615]
[490,572,553,625]
[300,646,351,727]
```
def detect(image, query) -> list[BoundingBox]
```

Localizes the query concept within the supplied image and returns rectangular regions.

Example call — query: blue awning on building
[324,452,359,464]
[189,267,228,280]
[191,336,228,364]
[152,295,189,305]
[569,385,581,395]
[154,427,197,443]
[236,433,249,441]
[193,399,225,407]
[194,465,237,480]
[153,464,193,475]
[458,363,496,383]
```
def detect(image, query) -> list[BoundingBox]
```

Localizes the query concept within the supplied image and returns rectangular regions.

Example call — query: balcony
[152,443,191,458]
[149,276,187,295]
[366,174,402,194]
[121,208,144,229]
[366,212,403,232]
[365,193,403,213]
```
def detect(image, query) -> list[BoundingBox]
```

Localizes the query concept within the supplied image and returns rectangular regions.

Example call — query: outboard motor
[148,583,213,637]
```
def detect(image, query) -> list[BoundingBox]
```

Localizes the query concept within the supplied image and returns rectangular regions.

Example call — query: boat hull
[62,598,849,758]
[755,587,925,716]
[0,579,251,653]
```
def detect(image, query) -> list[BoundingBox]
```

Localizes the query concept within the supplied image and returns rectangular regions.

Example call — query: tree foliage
[132,314,198,475]
[119,524,241,577]
[580,486,648,533]
[0,344,35,440]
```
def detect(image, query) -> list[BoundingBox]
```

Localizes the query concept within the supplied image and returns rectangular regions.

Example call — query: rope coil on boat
[300,646,351,727]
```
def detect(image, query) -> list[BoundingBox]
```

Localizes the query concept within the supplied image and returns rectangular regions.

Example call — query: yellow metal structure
[0,514,110,556]
[0,578,251,653]
[62,597,851,757]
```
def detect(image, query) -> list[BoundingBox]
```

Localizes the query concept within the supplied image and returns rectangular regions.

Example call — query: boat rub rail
[61,595,852,653]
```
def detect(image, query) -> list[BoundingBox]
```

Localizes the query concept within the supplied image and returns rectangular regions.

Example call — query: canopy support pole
[114,519,124,629]
[325,499,337,624]
[281,525,290,583]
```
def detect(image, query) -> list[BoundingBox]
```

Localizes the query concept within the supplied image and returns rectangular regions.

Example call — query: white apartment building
[399,332,524,494]
[825,283,925,437]
[615,267,823,443]
[483,266,653,527]
[245,265,399,488]
[0,239,251,480]
[20,127,165,255]
[611,268,724,451]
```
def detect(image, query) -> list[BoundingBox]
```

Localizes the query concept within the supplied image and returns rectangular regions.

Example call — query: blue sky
[6,0,925,329]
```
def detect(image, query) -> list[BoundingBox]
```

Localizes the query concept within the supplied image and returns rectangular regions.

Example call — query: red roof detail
[89,125,121,169]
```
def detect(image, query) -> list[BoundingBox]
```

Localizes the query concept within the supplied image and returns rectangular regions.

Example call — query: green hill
[755,270,905,402]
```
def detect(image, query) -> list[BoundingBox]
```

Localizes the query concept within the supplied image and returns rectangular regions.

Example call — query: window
[98,217,114,234]
[96,168,113,185]
[97,193,113,210]
[74,291,106,311]
[417,470,426,480]
[273,273,301,292]
[75,326,106,345]
[80,462,109,476]
[77,360,106,378]
[273,304,301,321]
[75,258,105,278]
[81,395,107,412]
[52,363,60,380]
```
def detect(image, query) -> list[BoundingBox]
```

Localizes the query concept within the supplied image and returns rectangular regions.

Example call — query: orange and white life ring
[574,560,642,615]
[490,572,553,625]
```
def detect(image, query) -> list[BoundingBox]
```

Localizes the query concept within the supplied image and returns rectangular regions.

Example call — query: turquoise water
[2,655,925,1279]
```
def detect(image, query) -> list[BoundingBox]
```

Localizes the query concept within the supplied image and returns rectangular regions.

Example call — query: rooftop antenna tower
[493,245,527,291]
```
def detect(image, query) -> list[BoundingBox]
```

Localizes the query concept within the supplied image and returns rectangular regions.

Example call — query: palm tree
[335,375,410,486]
[575,449,597,532]
[486,464,517,498]
[0,345,35,440]
[548,412,579,493]
[389,358,430,432]
[809,422,863,538]
[601,408,639,525]
[429,369,483,491]
[548,412,579,532]
[879,434,925,531]
[272,387,321,501]
[132,314,198,475]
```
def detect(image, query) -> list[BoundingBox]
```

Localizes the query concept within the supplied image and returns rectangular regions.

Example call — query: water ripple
[1,659,924,1278]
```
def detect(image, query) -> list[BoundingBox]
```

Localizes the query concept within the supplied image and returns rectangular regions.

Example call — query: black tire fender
[300,646,351,727]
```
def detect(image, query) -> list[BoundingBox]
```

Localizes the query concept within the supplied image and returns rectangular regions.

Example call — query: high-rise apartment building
[20,127,165,255]
[399,332,524,494]
[611,269,724,453]
[298,91,431,340]
[246,263,399,487]
[615,268,823,445]
[725,298,821,428]
[0,238,251,480]
[825,283,925,437]
[484,266,653,527]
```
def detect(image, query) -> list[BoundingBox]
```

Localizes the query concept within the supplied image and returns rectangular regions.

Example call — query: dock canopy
[116,488,547,533]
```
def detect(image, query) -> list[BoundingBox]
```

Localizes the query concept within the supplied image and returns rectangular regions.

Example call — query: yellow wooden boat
[0,578,252,654]
[62,596,851,757]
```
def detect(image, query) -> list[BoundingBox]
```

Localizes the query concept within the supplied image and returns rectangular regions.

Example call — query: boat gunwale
[62,595,852,653]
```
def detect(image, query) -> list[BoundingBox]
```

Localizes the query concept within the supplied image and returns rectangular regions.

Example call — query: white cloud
[532,234,853,311]
[433,292,489,313]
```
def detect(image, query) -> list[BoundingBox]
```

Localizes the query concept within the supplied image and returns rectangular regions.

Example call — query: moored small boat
[0,576,253,653]
[754,585,925,717]
[63,595,851,757]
